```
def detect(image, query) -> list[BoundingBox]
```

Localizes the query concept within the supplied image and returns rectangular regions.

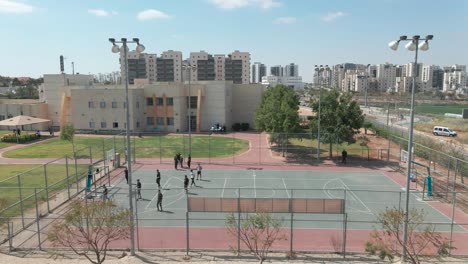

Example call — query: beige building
[38,74,265,133]
[0,99,49,131]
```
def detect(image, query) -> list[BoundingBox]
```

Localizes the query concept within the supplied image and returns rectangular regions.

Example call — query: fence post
[65,156,71,199]
[186,190,190,255]
[232,133,235,164]
[446,160,451,199]
[113,135,116,154]
[89,146,93,164]
[74,151,79,192]
[133,132,136,164]
[342,213,348,258]
[102,139,106,169]
[290,189,294,257]
[449,191,457,256]
[17,174,25,228]
[43,164,50,213]
[159,133,162,164]
[208,134,211,164]
[259,133,261,165]
[7,221,12,252]
[453,160,459,192]
[135,194,140,251]
[34,188,42,250]
[237,188,241,256]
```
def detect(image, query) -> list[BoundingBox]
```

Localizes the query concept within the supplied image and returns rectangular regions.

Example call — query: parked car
[210,123,226,133]
[432,126,457,137]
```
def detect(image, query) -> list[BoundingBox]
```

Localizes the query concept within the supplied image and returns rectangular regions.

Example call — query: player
[102,185,108,201]
[156,189,163,211]
[136,179,142,200]
[190,170,196,187]
[196,163,202,180]
[124,167,129,184]
[183,175,189,192]
[156,169,161,188]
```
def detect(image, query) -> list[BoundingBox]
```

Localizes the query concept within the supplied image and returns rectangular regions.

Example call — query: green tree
[365,208,453,264]
[48,201,132,264]
[226,212,287,264]
[254,84,300,143]
[61,123,76,155]
[309,90,364,158]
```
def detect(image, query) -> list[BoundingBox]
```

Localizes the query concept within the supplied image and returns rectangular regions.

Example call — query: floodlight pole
[109,37,145,256]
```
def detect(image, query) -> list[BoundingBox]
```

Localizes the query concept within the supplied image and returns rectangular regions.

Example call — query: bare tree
[48,200,132,264]
[365,207,453,264]
[226,212,287,264]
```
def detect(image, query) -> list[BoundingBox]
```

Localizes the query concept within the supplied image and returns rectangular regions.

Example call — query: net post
[44,164,50,213]
[74,151,79,192]
[446,159,451,199]
[159,133,162,164]
[452,159,458,192]
[237,188,241,256]
[89,146,92,164]
[186,191,190,255]
[65,155,71,199]
[17,174,25,228]
[102,138,106,168]
[7,221,13,252]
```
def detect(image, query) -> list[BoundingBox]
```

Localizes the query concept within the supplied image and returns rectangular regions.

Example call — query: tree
[365,208,452,264]
[309,90,364,158]
[61,123,76,155]
[226,212,287,264]
[254,84,300,142]
[48,201,132,264]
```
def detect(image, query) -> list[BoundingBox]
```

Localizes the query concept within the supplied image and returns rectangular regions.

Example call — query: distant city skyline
[0,0,467,82]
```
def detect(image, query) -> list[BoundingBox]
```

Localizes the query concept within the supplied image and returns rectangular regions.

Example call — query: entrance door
[187,115,197,132]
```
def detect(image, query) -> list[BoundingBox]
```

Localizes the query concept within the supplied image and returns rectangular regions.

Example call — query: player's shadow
[161,210,174,214]
[137,198,151,201]
[187,192,198,195]
[199,179,210,182]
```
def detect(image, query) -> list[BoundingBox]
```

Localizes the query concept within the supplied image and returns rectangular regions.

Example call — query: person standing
[342,149,348,164]
[190,170,196,187]
[124,167,129,184]
[174,155,178,170]
[156,189,163,212]
[156,169,161,188]
[180,155,184,168]
[196,163,202,180]
[183,175,189,192]
[187,155,191,169]
[136,179,142,200]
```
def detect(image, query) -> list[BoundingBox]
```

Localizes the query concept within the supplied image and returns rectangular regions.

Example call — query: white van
[432,126,457,137]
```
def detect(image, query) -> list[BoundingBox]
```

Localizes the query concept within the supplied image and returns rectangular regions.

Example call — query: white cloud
[88,9,109,17]
[137,9,171,21]
[0,0,33,14]
[209,0,281,10]
[321,11,345,22]
[274,16,296,24]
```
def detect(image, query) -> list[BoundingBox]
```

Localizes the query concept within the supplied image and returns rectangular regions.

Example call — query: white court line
[339,179,373,214]
[282,178,290,198]
[221,177,228,198]
[145,177,173,210]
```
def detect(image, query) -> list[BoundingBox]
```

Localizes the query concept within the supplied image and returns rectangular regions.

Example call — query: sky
[0,0,467,82]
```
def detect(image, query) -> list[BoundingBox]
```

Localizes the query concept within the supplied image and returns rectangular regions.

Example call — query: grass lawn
[3,135,249,159]
[0,164,89,219]
[415,104,467,115]
[0,130,15,149]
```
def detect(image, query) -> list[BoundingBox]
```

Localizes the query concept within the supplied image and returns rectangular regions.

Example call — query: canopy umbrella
[0,115,50,143]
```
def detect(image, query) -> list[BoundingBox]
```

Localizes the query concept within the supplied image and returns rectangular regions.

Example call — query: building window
[167,97,174,106]
[146,117,154,126]
[113,122,118,128]
[136,101,140,108]
[89,122,95,128]
[100,101,106,108]
[136,121,140,128]
[123,102,127,108]
[166,117,174,126]
[88,101,94,108]
[157,117,164,125]
[146,98,153,106]
[101,122,107,128]
[112,102,118,108]
[157,98,164,106]
[0,115,5,121]
[187,96,197,108]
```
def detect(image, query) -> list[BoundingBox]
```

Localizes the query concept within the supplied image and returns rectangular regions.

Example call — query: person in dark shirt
[156,169,161,188]
[136,179,142,200]
[183,175,189,192]
[156,190,163,211]
[342,149,348,164]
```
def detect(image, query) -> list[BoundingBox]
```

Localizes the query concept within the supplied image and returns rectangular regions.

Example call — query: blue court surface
[108,169,466,232]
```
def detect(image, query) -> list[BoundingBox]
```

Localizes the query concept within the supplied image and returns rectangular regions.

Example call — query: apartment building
[225,51,250,84]
[156,50,183,82]
[376,63,396,92]
[270,65,283,77]
[251,62,267,83]
[443,65,467,93]
[120,51,154,85]
[284,63,299,77]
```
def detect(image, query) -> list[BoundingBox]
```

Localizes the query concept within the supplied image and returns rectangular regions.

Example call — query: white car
[432,126,457,137]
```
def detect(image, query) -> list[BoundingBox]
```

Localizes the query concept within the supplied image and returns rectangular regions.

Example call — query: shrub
[232,123,241,131]
[240,123,250,131]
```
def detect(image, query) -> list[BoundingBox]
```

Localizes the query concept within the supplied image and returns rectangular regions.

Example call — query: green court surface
[107,169,465,232]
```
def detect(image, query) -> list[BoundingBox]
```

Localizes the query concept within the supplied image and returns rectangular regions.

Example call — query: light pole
[365,64,371,107]
[183,64,197,155]
[109,37,145,256]
[388,34,433,260]
[314,65,329,160]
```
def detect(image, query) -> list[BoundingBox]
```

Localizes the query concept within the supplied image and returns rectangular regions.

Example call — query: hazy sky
[0,0,467,82]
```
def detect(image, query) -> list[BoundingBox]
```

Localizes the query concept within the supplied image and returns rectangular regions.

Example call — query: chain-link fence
[2,188,468,257]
